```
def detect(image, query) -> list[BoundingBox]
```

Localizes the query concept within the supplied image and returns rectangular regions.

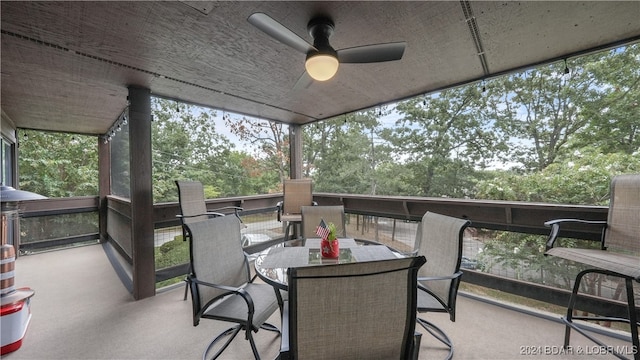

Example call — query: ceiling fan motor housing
[307,17,337,58]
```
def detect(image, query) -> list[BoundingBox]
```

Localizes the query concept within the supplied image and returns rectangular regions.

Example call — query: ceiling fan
[247,13,406,88]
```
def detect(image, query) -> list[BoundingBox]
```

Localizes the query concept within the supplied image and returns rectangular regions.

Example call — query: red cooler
[1,227,35,355]
[1,288,35,355]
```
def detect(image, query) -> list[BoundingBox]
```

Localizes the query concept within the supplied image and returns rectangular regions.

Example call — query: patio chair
[276,179,316,241]
[185,215,282,360]
[175,180,243,300]
[545,174,640,359]
[279,256,427,360]
[300,205,346,239]
[414,211,471,360]
[175,180,243,228]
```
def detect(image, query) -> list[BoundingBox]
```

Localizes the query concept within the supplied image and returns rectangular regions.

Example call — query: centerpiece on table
[316,218,339,258]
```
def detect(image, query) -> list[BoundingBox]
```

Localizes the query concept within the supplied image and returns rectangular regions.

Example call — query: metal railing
[18,197,100,253]
[18,192,637,321]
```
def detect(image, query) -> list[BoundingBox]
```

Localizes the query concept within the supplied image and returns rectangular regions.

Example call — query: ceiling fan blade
[292,71,314,91]
[248,13,316,55]
[337,42,406,63]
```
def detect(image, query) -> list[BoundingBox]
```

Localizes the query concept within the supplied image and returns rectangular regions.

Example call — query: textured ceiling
[1,1,639,135]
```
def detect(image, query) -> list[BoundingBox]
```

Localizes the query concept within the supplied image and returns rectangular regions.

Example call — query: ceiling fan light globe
[305,54,339,81]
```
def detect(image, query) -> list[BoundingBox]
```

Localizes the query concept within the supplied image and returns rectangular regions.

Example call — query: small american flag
[315,218,330,239]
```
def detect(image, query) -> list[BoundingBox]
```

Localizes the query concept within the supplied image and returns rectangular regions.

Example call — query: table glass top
[253,238,401,289]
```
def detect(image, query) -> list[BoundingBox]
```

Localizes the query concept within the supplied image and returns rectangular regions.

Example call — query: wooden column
[289,124,303,179]
[98,135,110,243]
[128,86,155,300]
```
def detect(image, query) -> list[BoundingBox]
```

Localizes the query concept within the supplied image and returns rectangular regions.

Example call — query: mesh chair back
[288,256,426,360]
[415,212,470,303]
[186,216,249,306]
[300,205,346,239]
[605,174,640,256]
[176,180,209,224]
[282,179,313,215]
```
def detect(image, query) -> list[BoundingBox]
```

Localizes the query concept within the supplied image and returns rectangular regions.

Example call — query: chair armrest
[418,271,462,282]
[177,207,243,221]
[176,212,225,220]
[206,206,244,218]
[190,278,255,314]
[417,271,462,298]
[209,206,244,215]
[276,201,283,222]
[544,218,607,251]
[278,301,290,360]
[402,249,420,257]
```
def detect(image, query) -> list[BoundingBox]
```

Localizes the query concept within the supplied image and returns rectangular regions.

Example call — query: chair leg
[624,278,639,360]
[563,269,586,348]
[202,323,278,360]
[202,325,242,360]
[411,331,422,360]
[417,317,453,360]
[562,269,639,360]
[283,222,302,242]
[284,222,292,241]
[260,322,281,333]
[247,330,261,360]
[184,263,193,301]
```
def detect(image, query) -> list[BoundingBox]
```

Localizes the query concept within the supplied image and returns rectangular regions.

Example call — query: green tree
[151,99,241,202]
[491,51,624,172]
[573,43,640,154]
[18,130,99,244]
[19,130,98,197]
[152,99,281,200]
[383,87,503,197]
[474,149,640,205]
[304,110,399,195]
[226,150,281,195]
[224,114,289,186]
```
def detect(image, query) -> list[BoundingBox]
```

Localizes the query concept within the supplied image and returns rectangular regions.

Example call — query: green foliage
[224,114,289,186]
[327,222,338,241]
[150,99,280,202]
[479,232,574,288]
[110,125,131,197]
[20,212,98,244]
[489,44,640,171]
[19,131,98,196]
[155,237,189,270]
[384,86,505,196]
[152,99,223,202]
[306,111,386,194]
[474,149,640,204]
[490,63,588,171]
[479,230,604,290]
[573,44,640,155]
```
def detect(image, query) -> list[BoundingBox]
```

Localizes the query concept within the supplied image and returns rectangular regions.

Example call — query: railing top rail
[313,192,608,211]
[16,192,607,240]
[313,193,607,240]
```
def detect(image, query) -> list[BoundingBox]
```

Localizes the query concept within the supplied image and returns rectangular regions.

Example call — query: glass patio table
[254,238,403,290]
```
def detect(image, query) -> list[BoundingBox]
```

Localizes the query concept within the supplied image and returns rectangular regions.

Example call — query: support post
[289,124,302,179]
[128,86,155,300]
[98,136,110,243]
